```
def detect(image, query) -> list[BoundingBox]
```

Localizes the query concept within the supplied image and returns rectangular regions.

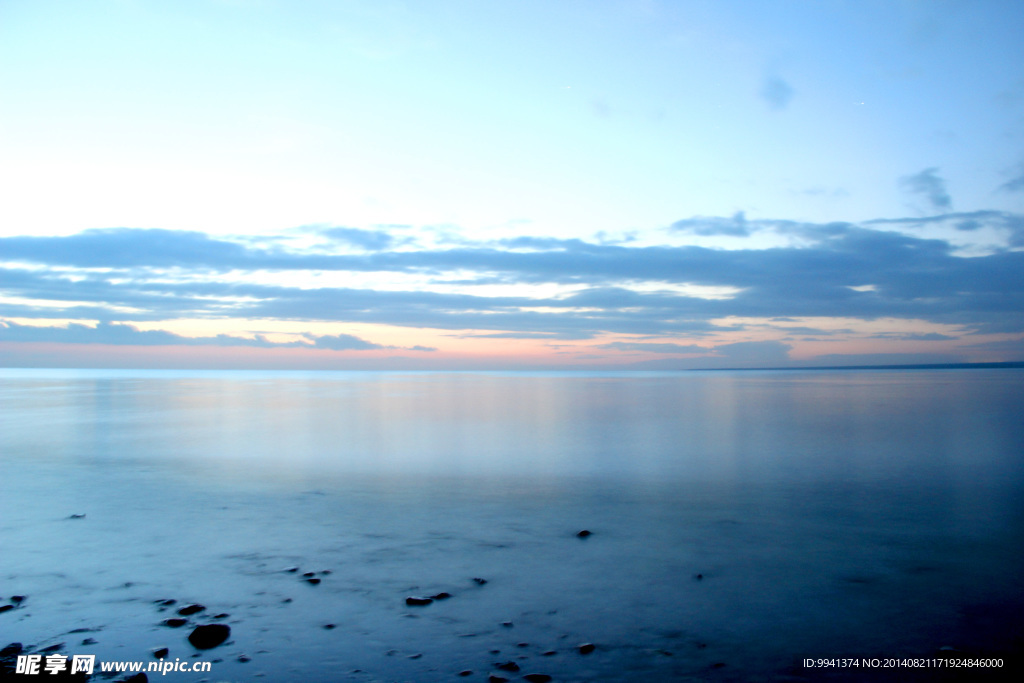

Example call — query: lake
[1,369,1021,681]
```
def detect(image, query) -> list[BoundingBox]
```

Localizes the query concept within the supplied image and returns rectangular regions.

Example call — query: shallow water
[1,369,1022,681]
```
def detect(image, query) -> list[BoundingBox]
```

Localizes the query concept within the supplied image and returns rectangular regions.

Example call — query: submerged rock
[576,529,592,538]
[176,604,205,616]
[472,577,488,585]
[523,675,553,683]
[162,618,187,628]
[405,596,433,606]
[305,577,321,585]
[431,592,452,600]
[578,642,596,654]
[152,647,169,659]
[495,661,520,672]
[68,513,86,519]
[188,624,230,649]
[0,605,13,614]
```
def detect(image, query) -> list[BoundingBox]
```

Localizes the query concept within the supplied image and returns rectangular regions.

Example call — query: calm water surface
[1,369,1022,681]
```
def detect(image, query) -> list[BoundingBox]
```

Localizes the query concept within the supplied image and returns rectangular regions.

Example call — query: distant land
[691,361,1024,372]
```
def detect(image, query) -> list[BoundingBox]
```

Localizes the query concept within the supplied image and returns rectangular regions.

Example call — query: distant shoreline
[690,361,1024,372]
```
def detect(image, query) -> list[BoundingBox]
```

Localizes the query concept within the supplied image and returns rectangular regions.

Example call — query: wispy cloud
[900,167,953,211]
[760,76,795,110]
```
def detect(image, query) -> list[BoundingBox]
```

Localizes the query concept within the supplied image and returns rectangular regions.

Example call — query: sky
[2,0,1024,370]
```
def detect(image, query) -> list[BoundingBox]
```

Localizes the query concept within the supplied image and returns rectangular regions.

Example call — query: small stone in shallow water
[501,621,514,627]
[542,650,557,656]
[188,624,231,650]
[9,596,25,604]
[238,654,251,663]
[487,676,509,683]
[576,529,592,538]
[517,642,529,648]
[0,605,13,614]
[457,670,472,677]
[431,592,452,600]
[177,604,205,616]
[162,618,187,628]
[155,599,176,607]
[305,578,321,585]
[212,613,229,619]
[472,577,488,585]
[68,514,86,519]
[283,566,299,573]
[405,596,433,606]
[523,675,553,683]
[323,624,335,630]
[495,661,520,672]
[81,638,97,646]
[578,643,596,655]
[152,648,168,659]
[302,572,316,578]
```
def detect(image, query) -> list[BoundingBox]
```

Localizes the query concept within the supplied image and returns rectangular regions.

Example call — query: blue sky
[2,0,1023,369]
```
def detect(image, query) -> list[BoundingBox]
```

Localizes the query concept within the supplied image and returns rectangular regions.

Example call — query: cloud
[0,320,396,351]
[760,76,794,109]
[998,163,1024,194]
[310,333,389,351]
[318,226,396,251]
[599,341,708,354]
[3,210,1024,350]
[900,167,952,211]
[670,211,751,237]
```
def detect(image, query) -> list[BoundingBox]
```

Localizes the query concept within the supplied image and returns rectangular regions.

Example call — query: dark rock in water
[163,618,188,628]
[0,643,23,657]
[323,624,336,630]
[405,596,433,606]
[495,661,520,672]
[694,573,703,581]
[408,653,423,660]
[487,676,509,683]
[188,624,230,649]
[212,613,229,619]
[238,654,251,663]
[305,578,321,585]
[283,566,299,573]
[0,605,13,614]
[302,571,316,578]
[81,638,97,646]
[320,570,331,575]
[472,577,488,585]
[458,671,473,677]
[523,675,553,683]
[10,596,25,604]
[711,662,726,669]
[501,620,514,627]
[578,642,596,654]
[155,599,176,607]
[152,647,169,659]
[431,592,452,600]
[576,529,592,538]
[177,604,205,616]
[542,650,557,656]
[517,642,529,648]
[68,513,86,519]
